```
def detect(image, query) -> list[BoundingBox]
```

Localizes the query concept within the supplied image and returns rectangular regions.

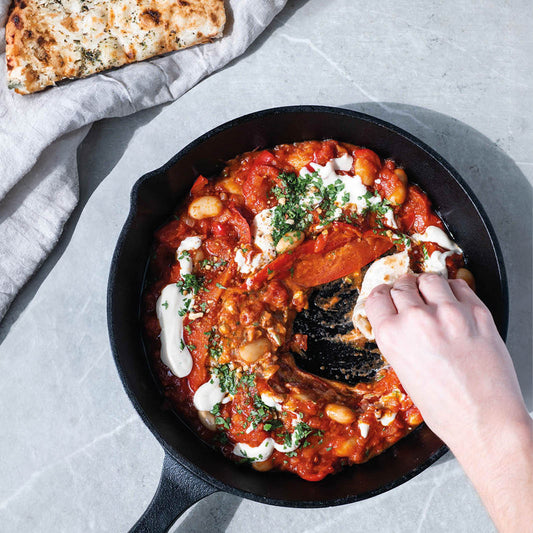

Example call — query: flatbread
[5,0,225,94]
[352,250,411,340]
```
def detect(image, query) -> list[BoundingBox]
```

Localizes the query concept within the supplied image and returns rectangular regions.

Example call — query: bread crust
[5,0,225,94]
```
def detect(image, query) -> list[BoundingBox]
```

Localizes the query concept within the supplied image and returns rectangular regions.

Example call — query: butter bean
[325,403,356,424]
[239,337,271,363]
[355,158,378,186]
[198,410,217,431]
[275,231,305,254]
[456,267,476,291]
[188,196,223,219]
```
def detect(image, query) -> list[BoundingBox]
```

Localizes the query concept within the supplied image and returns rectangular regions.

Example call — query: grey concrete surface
[1,0,531,531]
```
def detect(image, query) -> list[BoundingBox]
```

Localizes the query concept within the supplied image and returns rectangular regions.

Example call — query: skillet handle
[130,452,218,533]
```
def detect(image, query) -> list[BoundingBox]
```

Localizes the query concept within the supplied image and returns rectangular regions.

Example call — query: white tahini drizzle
[424,251,453,277]
[299,154,367,212]
[379,412,397,426]
[358,422,370,439]
[233,439,275,462]
[299,154,397,227]
[235,209,277,275]
[156,286,193,378]
[260,392,283,412]
[411,226,462,278]
[193,376,225,411]
[177,236,202,275]
[231,407,306,460]
[411,226,461,252]
[155,236,202,378]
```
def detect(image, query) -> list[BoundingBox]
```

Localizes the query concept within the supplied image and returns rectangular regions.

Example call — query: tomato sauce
[142,140,464,481]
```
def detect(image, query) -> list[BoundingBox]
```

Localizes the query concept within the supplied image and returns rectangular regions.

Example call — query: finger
[417,273,457,304]
[449,279,498,335]
[389,274,425,311]
[366,284,398,328]
[449,278,484,305]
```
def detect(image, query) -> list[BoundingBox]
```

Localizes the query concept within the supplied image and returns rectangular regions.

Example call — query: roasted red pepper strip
[291,234,393,287]
[253,150,276,166]
[215,206,252,243]
[190,175,208,195]
[312,140,337,165]
[228,206,252,243]
[242,151,281,212]
[244,253,293,289]
[397,185,443,234]
[244,223,389,289]
[316,222,363,253]
[185,260,236,392]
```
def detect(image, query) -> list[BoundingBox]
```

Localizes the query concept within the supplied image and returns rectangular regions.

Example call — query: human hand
[365,273,528,451]
[366,273,533,533]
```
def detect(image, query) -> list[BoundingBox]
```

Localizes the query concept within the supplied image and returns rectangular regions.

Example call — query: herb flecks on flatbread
[5,0,225,94]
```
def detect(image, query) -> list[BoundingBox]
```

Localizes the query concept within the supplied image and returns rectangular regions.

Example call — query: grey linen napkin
[0,0,286,322]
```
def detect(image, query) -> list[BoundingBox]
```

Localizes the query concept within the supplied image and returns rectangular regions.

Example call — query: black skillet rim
[108,104,509,508]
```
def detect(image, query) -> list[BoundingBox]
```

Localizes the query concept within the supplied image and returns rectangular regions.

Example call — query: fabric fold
[0,0,287,322]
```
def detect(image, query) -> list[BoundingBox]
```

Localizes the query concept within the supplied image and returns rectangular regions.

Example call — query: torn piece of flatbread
[352,250,411,341]
[5,0,225,94]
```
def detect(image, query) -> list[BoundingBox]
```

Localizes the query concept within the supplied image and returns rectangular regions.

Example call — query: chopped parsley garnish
[237,454,254,465]
[210,403,231,429]
[210,346,223,359]
[239,372,256,388]
[292,421,314,445]
[276,419,320,455]
[263,419,283,432]
[200,258,228,270]
[179,334,194,353]
[176,273,203,295]
[359,190,392,217]
[422,244,430,261]
[246,395,278,429]
[393,233,412,247]
[270,169,356,245]
[161,301,169,310]
[211,364,255,396]
[205,327,223,360]
[270,171,317,245]
[318,178,345,223]
[173,273,205,316]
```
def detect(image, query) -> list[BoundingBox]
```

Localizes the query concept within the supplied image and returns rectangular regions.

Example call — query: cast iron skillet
[107,106,508,532]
